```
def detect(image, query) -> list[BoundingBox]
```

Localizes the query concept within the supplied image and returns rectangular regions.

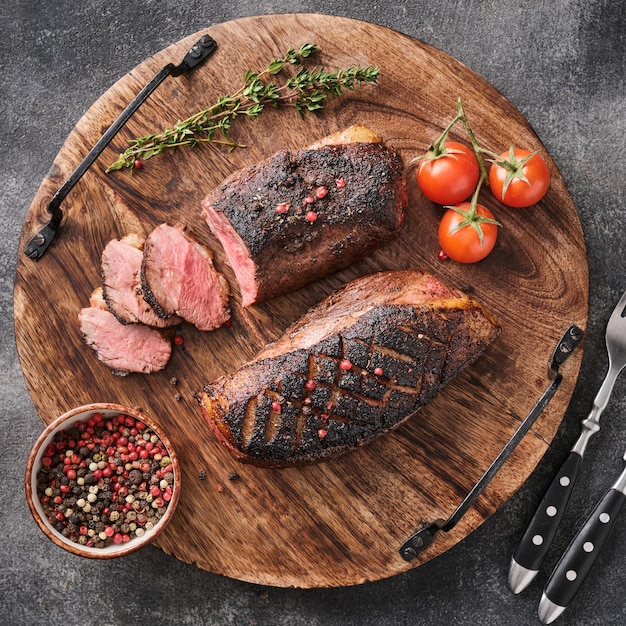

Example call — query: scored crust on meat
[101,234,181,328]
[79,288,172,377]
[141,223,231,332]
[198,270,500,467]
[201,126,407,306]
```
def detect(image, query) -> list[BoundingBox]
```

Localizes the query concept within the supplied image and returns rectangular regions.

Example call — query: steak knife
[538,450,626,624]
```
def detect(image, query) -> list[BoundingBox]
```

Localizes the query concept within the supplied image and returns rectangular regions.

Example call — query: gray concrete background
[2,1,625,624]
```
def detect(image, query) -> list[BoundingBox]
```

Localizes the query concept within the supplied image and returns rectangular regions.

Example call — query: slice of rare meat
[201,126,407,306]
[79,288,172,377]
[198,270,500,467]
[101,233,181,328]
[141,223,231,332]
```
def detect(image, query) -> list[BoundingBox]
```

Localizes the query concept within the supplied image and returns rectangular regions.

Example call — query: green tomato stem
[429,109,465,155]
[444,172,500,246]
[456,98,489,185]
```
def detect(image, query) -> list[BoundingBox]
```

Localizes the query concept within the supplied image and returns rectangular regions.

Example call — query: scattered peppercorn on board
[15,14,588,587]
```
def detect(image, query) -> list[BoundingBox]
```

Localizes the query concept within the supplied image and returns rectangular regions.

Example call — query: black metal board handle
[400,325,584,562]
[24,34,217,261]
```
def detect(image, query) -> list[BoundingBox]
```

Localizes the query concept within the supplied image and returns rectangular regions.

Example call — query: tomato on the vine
[438,202,499,263]
[489,147,550,208]
[416,141,480,205]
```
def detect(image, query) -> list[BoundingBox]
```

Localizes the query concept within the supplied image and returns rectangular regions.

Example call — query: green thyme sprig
[107,43,380,172]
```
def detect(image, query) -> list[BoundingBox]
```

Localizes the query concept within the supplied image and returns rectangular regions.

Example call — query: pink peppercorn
[315,185,328,199]
[318,428,327,438]
[305,211,317,223]
[271,401,282,413]
[150,485,161,497]
[339,359,353,371]
[303,195,314,204]
[275,202,290,214]
[374,367,384,376]
[304,379,316,391]
[335,178,346,188]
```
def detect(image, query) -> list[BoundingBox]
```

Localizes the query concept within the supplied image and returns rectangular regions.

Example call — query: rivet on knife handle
[538,453,626,624]
[24,34,217,261]
[509,451,582,593]
[400,325,584,562]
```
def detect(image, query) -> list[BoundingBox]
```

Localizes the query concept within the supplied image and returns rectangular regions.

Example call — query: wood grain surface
[15,14,588,588]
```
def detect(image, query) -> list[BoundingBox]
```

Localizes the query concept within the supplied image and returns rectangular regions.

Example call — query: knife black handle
[542,487,625,611]
[513,451,583,572]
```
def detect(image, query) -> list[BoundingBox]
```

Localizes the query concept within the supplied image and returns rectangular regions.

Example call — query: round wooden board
[15,14,588,588]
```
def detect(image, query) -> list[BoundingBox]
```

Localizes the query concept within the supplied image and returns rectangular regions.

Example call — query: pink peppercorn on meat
[198,270,500,467]
[200,126,407,306]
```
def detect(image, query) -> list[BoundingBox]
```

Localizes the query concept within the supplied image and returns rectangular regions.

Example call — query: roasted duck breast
[201,126,407,306]
[198,270,500,467]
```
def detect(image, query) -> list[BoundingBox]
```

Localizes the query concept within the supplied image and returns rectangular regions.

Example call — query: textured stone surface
[2,1,625,624]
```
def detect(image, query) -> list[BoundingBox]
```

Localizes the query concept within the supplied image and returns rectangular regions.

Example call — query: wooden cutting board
[15,14,588,588]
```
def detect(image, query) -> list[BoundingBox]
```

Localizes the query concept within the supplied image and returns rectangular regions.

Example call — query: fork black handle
[509,451,583,591]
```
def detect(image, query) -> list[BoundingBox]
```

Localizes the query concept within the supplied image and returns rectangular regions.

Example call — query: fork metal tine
[607,289,626,326]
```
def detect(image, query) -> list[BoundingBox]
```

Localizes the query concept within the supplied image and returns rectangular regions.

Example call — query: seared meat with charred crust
[198,270,500,467]
[201,126,407,306]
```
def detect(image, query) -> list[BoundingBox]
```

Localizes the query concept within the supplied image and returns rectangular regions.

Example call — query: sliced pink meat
[79,289,172,376]
[101,234,181,328]
[141,223,230,331]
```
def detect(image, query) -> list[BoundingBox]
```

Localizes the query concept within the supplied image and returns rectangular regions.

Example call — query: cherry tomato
[416,141,480,205]
[438,202,499,263]
[489,147,550,208]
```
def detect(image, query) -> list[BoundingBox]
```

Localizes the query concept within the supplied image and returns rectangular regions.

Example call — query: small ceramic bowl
[25,403,180,558]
